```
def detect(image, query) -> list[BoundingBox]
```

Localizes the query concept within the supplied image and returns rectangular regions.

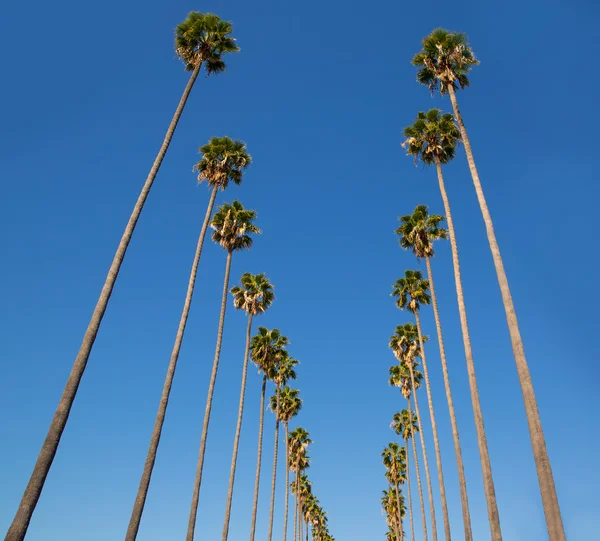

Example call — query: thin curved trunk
[267,387,281,541]
[221,313,254,541]
[394,482,404,541]
[405,442,415,541]
[425,256,472,541]
[5,62,203,541]
[435,159,502,540]
[448,85,564,541]
[293,466,299,541]
[283,424,290,541]
[249,375,267,541]
[408,399,428,541]
[186,249,233,541]
[413,311,450,541]
[125,185,218,540]
[407,362,437,541]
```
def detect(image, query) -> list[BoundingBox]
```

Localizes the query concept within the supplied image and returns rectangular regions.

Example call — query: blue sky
[1,0,599,540]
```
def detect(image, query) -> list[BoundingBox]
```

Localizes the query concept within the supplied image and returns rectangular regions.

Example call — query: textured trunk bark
[405,441,415,541]
[267,387,281,541]
[125,183,217,541]
[425,256,473,541]
[186,249,233,541]
[5,62,203,541]
[435,158,502,540]
[249,376,267,541]
[448,84,564,541]
[283,424,290,541]
[221,313,254,541]
[394,481,404,541]
[408,398,428,541]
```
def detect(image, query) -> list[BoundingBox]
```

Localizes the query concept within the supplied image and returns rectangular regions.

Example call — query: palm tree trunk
[283,424,290,541]
[294,467,299,541]
[125,184,217,541]
[425,256,473,541]
[186,249,233,541]
[394,482,404,541]
[408,399,428,541]
[249,375,268,541]
[413,312,450,541]
[221,312,254,541]
[407,363,436,541]
[447,85,564,541]
[5,62,203,541]
[405,442,415,541]
[267,387,281,541]
[305,519,308,541]
[434,158,502,540]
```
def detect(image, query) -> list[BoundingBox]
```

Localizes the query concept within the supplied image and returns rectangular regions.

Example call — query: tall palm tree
[221,273,274,541]
[249,328,290,541]
[267,355,298,541]
[389,321,436,541]
[403,108,501,539]
[413,30,564,541]
[126,136,250,540]
[277,387,303,541]
[295,475,312,541]
[186,200,260,541]
[392,270,449,541]
[289,428,312,541]
[382,443,407,541]
[5,14,239,541]
[397,205,472,540]
[382,487,405,541]
[391,407,423,541]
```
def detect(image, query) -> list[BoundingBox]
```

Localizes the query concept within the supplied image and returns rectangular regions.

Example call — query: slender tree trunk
[408,399,428,541]
[186,249,233,541]
[5,63,203,541]
[305,519,308,541]
[435,158,502,540]
[283,424,290,541]
[413,312,450,541]
[448,85,564,541]
[294,467,299,541]
[249,376,268,541]
[124,184,217,541]
[425,256,473,541]
[267,387,281,541]
[405,442,415,541]
[394,482,404,541]
[407,363,437,541]
[221,313,254,541]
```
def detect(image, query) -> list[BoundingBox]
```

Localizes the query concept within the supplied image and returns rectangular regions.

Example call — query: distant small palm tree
[289,428,312,541]
[382,486,405,541]
[382,443,407,541]
[187,201,260,541]
[4,15,239,541]
[221,273,274,541]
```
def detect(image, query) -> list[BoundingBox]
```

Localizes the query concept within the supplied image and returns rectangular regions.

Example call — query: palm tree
[295,475,312,541]
[289,428,312,541]
[397,205,472,540]
[186,201,260,541]
[221,273,274,541]
[382,443,407,541]
[267,355,298,541]
[392,270,449,540]
[382,487,405,541]
[249,328,290,541]
[126,136,250,540]
[403,108,501,539]
[277,387,303,541]
[4,14,239,541]
[413,30,563,541]
[389,321,436,541]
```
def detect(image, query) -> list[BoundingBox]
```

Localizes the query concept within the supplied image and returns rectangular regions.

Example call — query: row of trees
[380,29,564,541]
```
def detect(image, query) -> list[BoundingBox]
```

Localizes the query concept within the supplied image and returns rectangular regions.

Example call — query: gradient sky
[1,0,599,540]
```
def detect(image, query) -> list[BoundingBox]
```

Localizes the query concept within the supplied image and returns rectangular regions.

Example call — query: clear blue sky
[1,0,598,540]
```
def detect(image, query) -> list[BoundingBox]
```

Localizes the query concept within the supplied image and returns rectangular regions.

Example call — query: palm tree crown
[412,28,479,95]
[392,410,419,441]
[389,323,427,364]
[175,12,239,73]
[250,327,289,377]
[273,352,298,388]
[403,109,460,166]
[194,136,251,190]
[210,200,260,252]
[275,387,302,424]
[389,361,423,400]
[392,270,431,313]
[231,273,274,316]
[382,443,407,486]
[289,427,312,470]
[396,205,447,259]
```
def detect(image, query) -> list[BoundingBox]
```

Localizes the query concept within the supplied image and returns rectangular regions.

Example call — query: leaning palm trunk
[5,63,202,541]
[408,399,428,541]
[447,85,564,541]
[434,159,502,540]
[126,184,218,541]
[394,482,404,541]
[267,387,282,541]
[413,312,450,541]
[425,256,473,541]
[405,442,415,541]
[221,313,254,541]
[283,424,290,541]
[187,249,234,541]
[249,375,268,541]
[407,363,436,541]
